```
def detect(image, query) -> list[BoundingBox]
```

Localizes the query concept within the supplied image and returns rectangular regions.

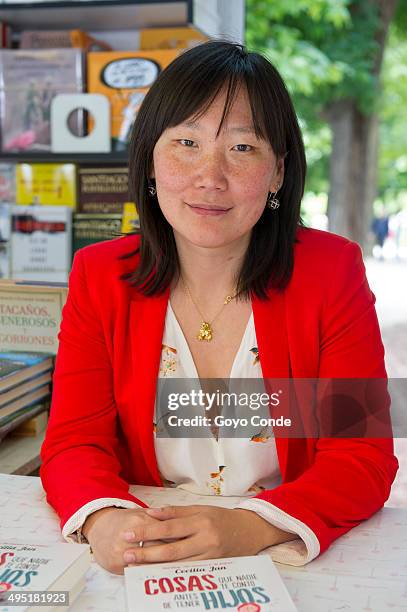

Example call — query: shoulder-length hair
[124,40,306,299]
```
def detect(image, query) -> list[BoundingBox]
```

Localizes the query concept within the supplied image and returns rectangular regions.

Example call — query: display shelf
[0,0,192,31]
[0,430,46,475]
[0,151,128,163]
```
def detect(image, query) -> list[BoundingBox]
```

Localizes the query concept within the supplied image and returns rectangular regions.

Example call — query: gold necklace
[181,277,236,342]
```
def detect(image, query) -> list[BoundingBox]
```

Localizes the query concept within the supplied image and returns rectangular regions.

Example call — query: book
[0,370,52,407]
[0,49,83,152]
[121,202,140,234]
[0,162,16,202]
[0,282,67,354]
[0,203,11,279]
[19,29,112,52]
[0,400,47,441]
[140,26,208,50]
[10,205,72,282]
[125,555,297,611]
[0,542,91,611]
[0,23,12,49]
[0,352,53,393]
[72,212,122,254]
[78,165,129,213]
[0,384,50,422]
[87,49,179,150]
[16,163,76,207]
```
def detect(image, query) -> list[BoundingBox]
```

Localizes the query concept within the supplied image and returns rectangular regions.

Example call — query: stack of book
[0,351,53,443]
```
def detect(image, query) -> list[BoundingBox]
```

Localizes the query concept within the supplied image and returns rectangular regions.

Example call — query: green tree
[246,0,399,247]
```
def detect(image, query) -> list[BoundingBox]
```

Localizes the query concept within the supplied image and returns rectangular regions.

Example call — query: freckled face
[152,86,284,249]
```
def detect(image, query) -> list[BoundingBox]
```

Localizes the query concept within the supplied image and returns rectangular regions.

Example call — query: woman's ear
[269,158,285,193]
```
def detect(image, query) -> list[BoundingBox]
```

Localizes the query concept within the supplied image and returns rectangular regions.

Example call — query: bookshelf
[0,430,45,475]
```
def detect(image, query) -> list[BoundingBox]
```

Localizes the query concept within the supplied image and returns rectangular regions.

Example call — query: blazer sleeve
[40,249,148,531]
[250,240,399,561]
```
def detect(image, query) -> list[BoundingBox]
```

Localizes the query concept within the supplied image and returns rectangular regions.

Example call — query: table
[0,474,406,611]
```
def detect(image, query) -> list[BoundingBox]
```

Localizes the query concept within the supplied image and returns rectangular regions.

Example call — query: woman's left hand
[122,505,288,565]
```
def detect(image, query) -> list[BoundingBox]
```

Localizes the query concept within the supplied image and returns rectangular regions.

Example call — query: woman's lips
[186,203,231,216]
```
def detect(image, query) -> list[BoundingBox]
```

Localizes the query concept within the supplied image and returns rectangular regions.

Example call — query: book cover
[78,165,129,213]
[0,203,11,279]
[140,26,208,50]
[0,281,67,355]
[125,556,297,611]
[0,542,90,612]
[0,163,16,202]
[0,49,83,152]
[72,212,122,254]
[10,205,72,283]
[122,201,140,234]
[16,163,76,207]
[87,49,179,150]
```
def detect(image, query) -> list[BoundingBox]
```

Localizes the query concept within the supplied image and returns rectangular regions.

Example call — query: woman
[40,41,398,575]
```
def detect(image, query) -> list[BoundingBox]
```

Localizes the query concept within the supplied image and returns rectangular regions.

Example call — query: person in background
[40,41,398,575]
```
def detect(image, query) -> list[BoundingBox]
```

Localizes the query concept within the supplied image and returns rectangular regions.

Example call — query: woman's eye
[179,139,196,147]
[233,144,253,152]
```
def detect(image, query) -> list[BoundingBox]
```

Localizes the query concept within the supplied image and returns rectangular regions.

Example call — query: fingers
[123,535,202,565]
[145,505,203,520]
[123,515,197,545]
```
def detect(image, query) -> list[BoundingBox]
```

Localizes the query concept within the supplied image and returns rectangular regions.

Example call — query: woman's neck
[173,233,249,303]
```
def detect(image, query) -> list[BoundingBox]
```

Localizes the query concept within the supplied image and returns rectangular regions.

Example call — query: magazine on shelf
[0,542,90,612]
[125,555,297,611]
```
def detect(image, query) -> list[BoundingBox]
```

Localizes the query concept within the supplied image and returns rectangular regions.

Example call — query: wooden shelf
[0,430,45,475]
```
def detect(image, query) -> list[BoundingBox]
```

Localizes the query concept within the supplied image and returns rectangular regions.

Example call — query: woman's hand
[82,507,165,575]
[121,505,296,564]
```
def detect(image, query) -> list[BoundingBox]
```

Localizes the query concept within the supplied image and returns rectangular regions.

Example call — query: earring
[148,181,157,197]
[267,186,280,210]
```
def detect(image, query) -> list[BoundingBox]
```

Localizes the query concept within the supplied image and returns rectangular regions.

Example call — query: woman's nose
[193,154,228,191]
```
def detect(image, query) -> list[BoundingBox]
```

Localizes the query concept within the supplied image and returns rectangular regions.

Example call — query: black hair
[124,40,306,299]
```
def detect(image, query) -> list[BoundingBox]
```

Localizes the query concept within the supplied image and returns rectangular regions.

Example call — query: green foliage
[246,0,405,200]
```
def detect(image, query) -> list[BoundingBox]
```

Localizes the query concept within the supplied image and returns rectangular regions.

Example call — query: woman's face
[152,86,284,250]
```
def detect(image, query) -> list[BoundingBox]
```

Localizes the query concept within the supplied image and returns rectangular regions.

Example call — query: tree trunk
[326,0,398,251]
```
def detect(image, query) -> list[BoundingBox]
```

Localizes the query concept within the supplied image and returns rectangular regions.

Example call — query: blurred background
[246,0,407,506]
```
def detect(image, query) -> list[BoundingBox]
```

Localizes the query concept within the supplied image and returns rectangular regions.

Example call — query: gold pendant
[197,321,213,342]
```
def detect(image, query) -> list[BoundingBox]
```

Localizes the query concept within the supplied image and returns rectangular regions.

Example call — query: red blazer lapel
[130,288,170,486]
[252,290,290,480]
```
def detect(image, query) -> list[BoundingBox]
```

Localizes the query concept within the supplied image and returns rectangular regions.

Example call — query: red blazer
[40,227,398,558]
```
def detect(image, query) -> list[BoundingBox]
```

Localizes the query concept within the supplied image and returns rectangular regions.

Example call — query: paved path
[365,258,407,508]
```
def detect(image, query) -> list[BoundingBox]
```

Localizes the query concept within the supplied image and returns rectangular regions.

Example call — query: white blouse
[63,303,319,566]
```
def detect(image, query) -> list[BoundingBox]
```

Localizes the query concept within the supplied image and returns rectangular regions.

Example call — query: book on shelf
[0,282,67,354]
[87,49,179,150]
[0,384,51,422]
[0,203,11,279]
[0,542,91,612]
[19,29,112,52]
[0,163,16,203]
[0,22,12,49]
[0,370,52,407]
[16,163,76,207]
[10,205,72,282]
[140,26,208,50]
[72,212,122,254]
[122,202,140,234]
[0,400,48,441]
[0,49,84,152]
[78,164,129,214]
[125,555,297,612]
[0,352,53,393]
